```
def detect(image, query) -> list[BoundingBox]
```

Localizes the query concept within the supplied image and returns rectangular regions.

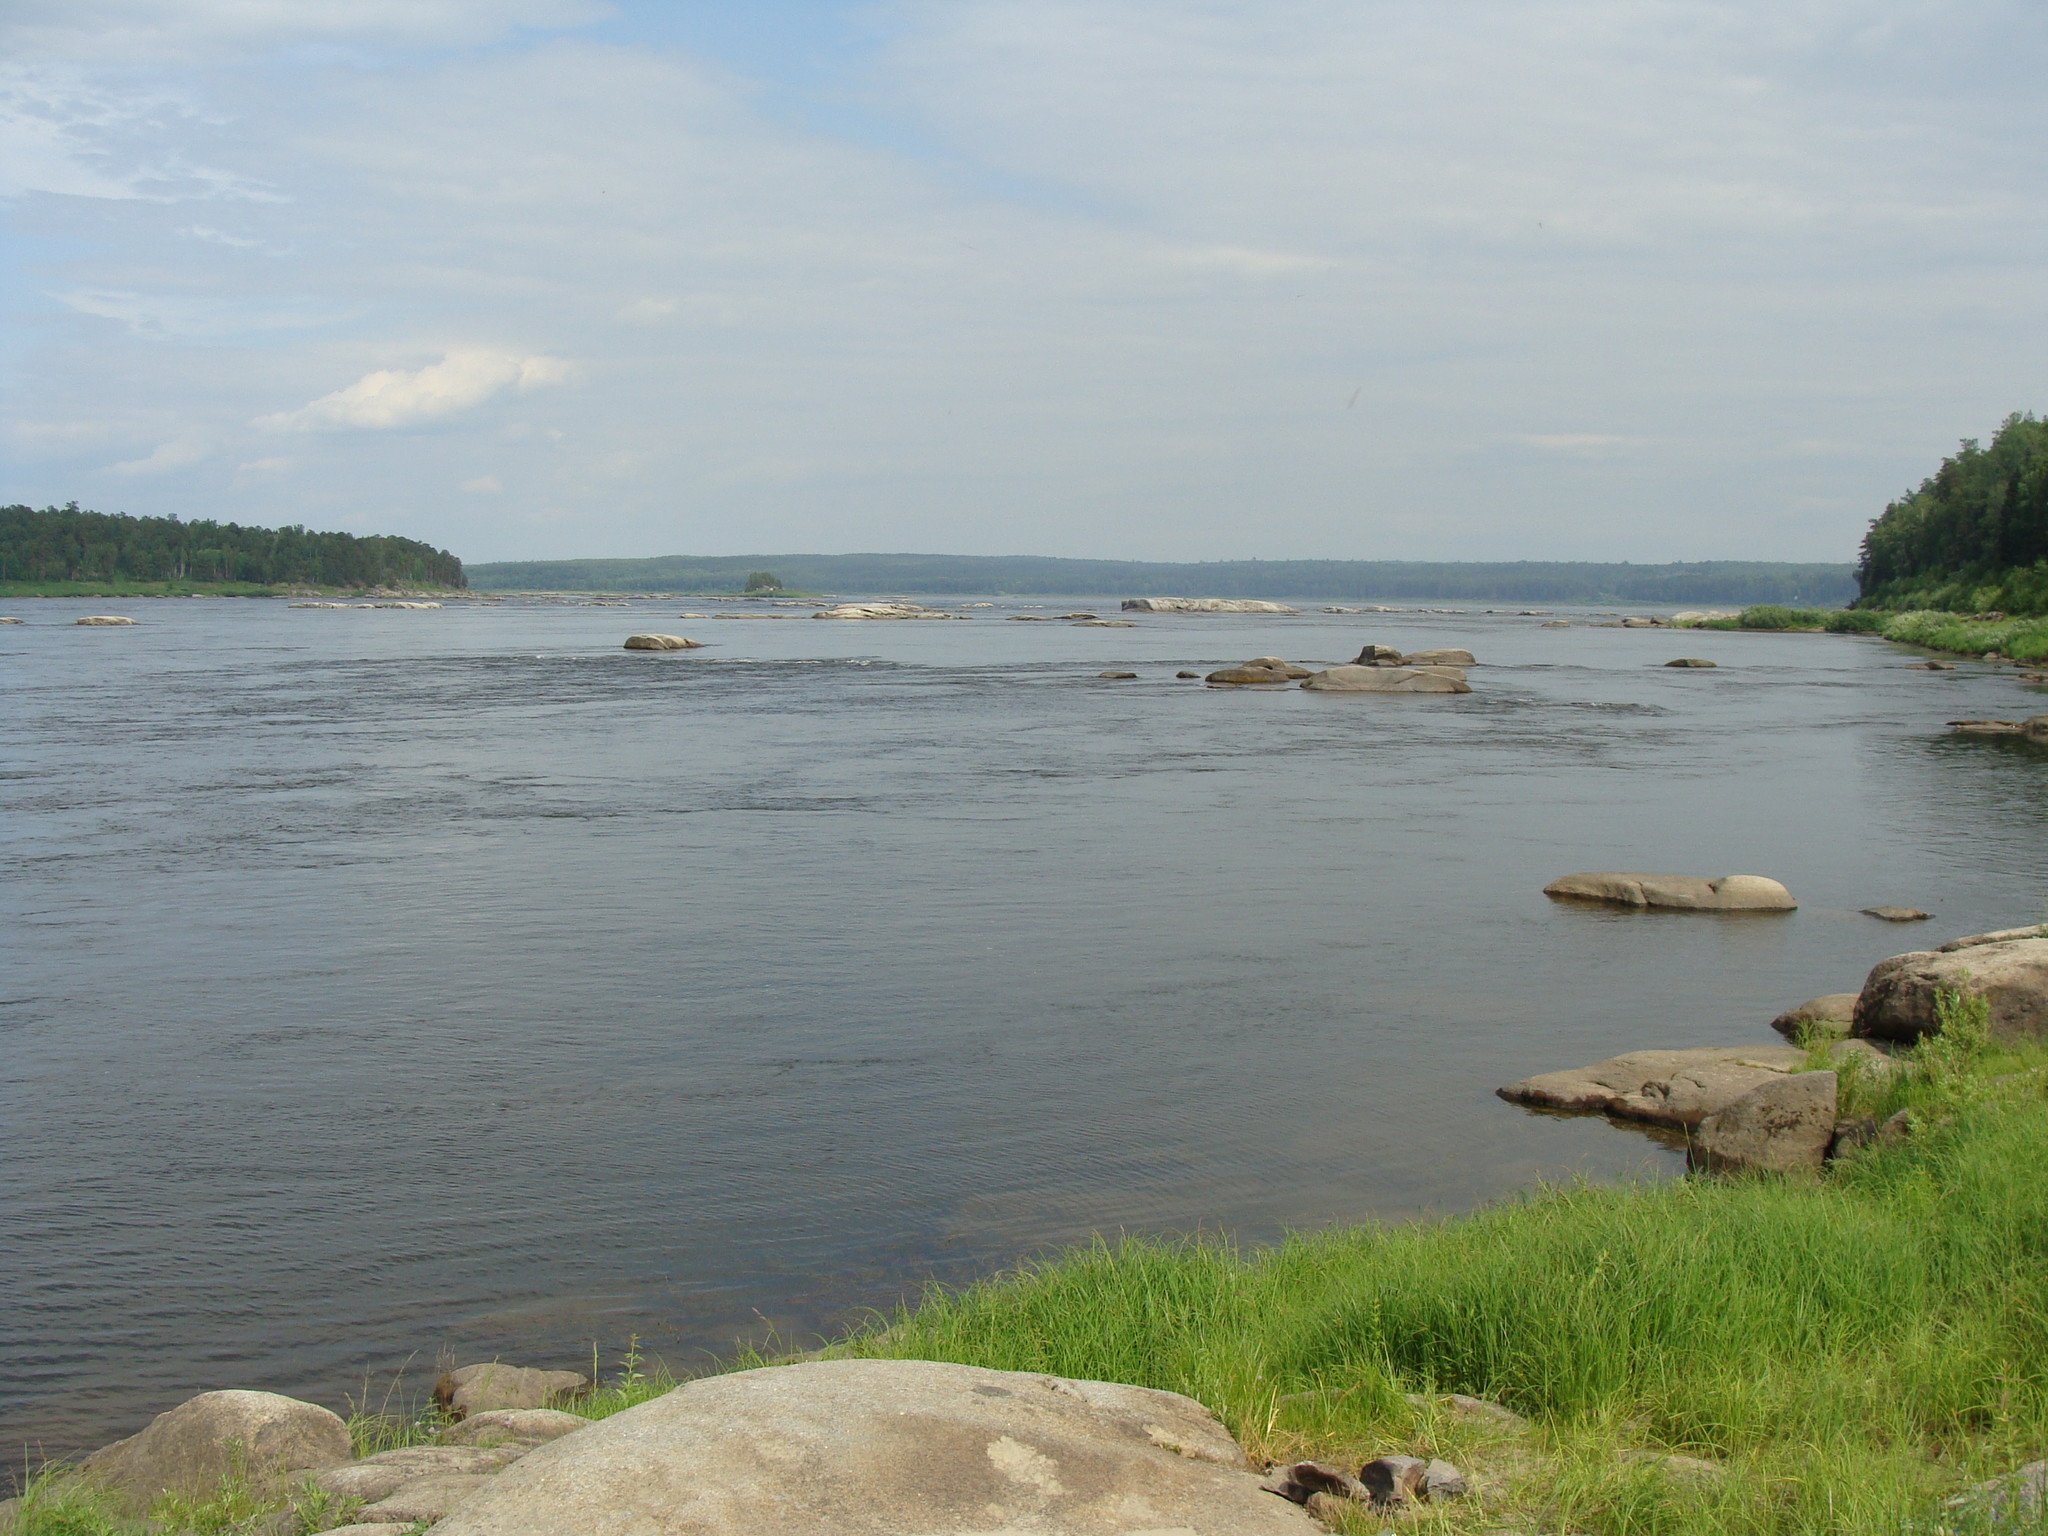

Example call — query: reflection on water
[2,598,2044,1457]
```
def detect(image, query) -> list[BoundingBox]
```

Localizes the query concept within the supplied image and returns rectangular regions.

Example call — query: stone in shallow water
[1861,905,1931,922]
[1543,872,1796,911]
[1498,1045,1806,1131]
[436,1363,588,1418]
[1770,993,1858,1039]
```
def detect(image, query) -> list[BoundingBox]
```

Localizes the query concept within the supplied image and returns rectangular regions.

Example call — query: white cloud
[259,349,571,431]
[109,436,208,475]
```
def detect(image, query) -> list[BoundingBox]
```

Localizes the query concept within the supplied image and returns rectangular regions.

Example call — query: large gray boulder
[430,1358,1318,1536]
[1691,1071,1837,1175]
[1498,1045,1807,1130]
[1120,597,1299,614]
[436,1363,589,1418]
[1769,993,1858,1040]
[1543,872,1797,911]
[1299,664,1470,694]
[1852,929,2048,1043]
[1397,647,1475,667]
[622,634,701,651]
[78,1390,350,1510]
[1206,658,1309,685]
[75,614,137,626]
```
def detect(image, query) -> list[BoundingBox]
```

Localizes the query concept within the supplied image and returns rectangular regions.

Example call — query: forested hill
[469,554,1854,604]
[1856,413,2048,614]
[0,503,465,590]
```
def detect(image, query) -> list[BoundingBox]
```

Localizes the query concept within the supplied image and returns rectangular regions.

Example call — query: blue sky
[2,0,2044,564]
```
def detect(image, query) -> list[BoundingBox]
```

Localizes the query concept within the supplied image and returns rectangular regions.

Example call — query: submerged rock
[1397,647,1475,667]
[1665,657,1717,668]
[430,1358,1316,1536]
[1852,929,2048,1043]
[1299,664,1470,694]
[811,602,962,620]
[1862,905,1931,923]
[436,1363,589,1418]
[622,634,701,651]
[1176,669,1201,679]
[79,1390,350,1511]
[1498,1045,1807,1130]
[1769,993,1858,1040]
[75,614,137,626]
[1208,657,1312,685]
[1691,1071,1837,1175]
[1121,597,1300,614]
[1543,872,1797,911]
[1097,670,1138,679]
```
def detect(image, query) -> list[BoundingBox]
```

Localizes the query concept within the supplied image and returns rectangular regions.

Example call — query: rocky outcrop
[436,1363,589,1419]
[1299,665,1470,694]
[1498,1045,1807,1130]
[439,1409,588,1448]
[622,634,701,651]
[430,1359,1316,1535]
[1543,872,1797,911]
[75,615,137,626]
[1350,643,1404,663]
[1769,993,1858,1040]
[1120,597,1299,614]
[1852,929,2048,1043]
[811,603,963,620]
[1097,670,1138,679]
[1396,647,1475,668]
[77,1390,350,1511]
[1665,658,1716,668]
[1207,658,1312,685]
[1690,1071,1837,1175]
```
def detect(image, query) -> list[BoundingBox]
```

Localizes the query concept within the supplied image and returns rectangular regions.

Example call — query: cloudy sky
[2,1,2043,564]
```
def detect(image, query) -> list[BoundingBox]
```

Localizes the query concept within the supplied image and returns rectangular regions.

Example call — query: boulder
[1621,615,1660,627]
[1539,619,1570,628]
[308,1445,527,1505]
[1120,597,1299,614]
[75,615,137,626]
[1914,659,1956,670]
[1058,613,1098,620]
[439,1408,589,1448]
[622,634,700,651]
[1948,716,2048,740]
[1206,658,1310,685]
[1350,643,1404,664]
[1690,1071,1837,1175]
[436,1363,588,1419]
[78,1390,350,1511]
[1175,670,1200,679]
[1073,619,1136,627]
[1097,670,1137,680]
[1406,1393,1528,1433]
[1543,872,1797,911]
[0,616,24,623]
[1665,658,1716,668]
[1299,665,1470,694]
[429,1359,1317,1536]
[357,1471,494,1524]
[1851,930,2048,1043]
[811,603,960,620]
[1862,906,1930,923]
[1398,647,1475,667]
[1769,993,1858,1040]
[1498,1045,1807,1130]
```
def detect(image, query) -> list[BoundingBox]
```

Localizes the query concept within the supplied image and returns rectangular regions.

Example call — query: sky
[1,1,2044,565]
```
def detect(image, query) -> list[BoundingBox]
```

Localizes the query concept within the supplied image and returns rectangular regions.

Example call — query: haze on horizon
[2,0,2043,568]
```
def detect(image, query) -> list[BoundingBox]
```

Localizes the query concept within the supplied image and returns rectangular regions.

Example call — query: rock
[78,1390,350,1511]
[1690,1071,1837,1176]
[1357,1455,1427,1507]
[1852,931,2048,1043]
[1665,658,1716,668]
[429,1358,1317,1536]
[1405,1393,1528,1433]
[1058,613,1098,620]
[1261,1460,1368,1504]
[438,1409,589,1448]
[1176,670,1200,679]
[1206,658,1311,685]
[1949,716,2048,740]
[1498,1045,1807,1131]
[436,1363,589,1419]
[1543,872,1797,911]
[1672,610,1737,625]
[1073,619,1137,627]
[356,1471,494,1524]
[811,602,961,620]
[1915,660,1956,670]
[622,634,701,651]
[1423,1459,1468,1500]
[1622,1451,1727,1488]
[1007,613,1047,621]
[1621,615,1661,627]
[1540,619,1570,627]
[1398,648,1476,667]
[75,615,137,626]
[1862,905,1930,922]
[1769,994,1858,1040]
[0,616,22,623]
[1120,597,1300,614]
[1827,1038,1898,1074]
[308,1446,526,1505]
[1097,670,1138,679]
[1946,1460,2046,1526]
[370,601,440,609]
[1299,665,1471,694]
[1351,643,1405,664]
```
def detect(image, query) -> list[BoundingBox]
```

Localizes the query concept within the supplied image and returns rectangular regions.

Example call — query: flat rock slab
[1862,906,1931,922]
[80,1390,350,1512]
[1692,1071,1837,1175]
[1499,1046,1807,1130]
[622,634,700,651]
[1853,931,2048,1043]
[1299,664,1470,694]
[357,1471,495,1524]
[310,1445,527,1504]
[440,1408,589,1447]
[1121,597,1300,613]
[1544,872,1797,911]
[430,1358,1320,1536]
[1770,994,1858,1039]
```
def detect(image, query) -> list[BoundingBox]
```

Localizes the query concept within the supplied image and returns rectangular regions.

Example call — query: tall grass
[1703,604,2048,661]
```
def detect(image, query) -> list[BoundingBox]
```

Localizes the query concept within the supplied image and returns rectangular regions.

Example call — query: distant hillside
[468,553,1856,605]
[0,503,465,592]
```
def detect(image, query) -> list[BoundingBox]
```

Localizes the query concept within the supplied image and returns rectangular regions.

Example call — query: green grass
[1699,604,2048,662]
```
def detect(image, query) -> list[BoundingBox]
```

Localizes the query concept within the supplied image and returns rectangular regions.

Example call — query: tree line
[1857,413,2048,613]
[0,503,466,590]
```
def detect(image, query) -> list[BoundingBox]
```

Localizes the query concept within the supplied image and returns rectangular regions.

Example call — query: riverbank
[0,580,470,599]
[1696,604,2048,664]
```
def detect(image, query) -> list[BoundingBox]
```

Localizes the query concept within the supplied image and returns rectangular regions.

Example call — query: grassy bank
[14,1024,2047,1535]
[1696,604,2048,663]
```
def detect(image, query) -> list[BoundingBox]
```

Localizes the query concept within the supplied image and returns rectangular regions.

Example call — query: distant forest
[1856,413,2048,614]
[0,503,466,590]
[469,553,1855,604]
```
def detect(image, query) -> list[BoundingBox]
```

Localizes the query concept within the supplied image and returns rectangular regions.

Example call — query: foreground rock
[75,614,137,626]
[622,634,701,651]
[431,1359,1316,1536]
[1498,1045,1806,1130]
[1121,597,1299,614]
[1348,644,1475,667]
[1207,657,1311,685]
[1300,664,1470,694]
[1544,872,1797,911]
[1852,928,2048,1043]
[1690,1071,1837,1175]
[436,1363,589,1418]
[1770,993,1858,1040]
[79,1390,350,1510]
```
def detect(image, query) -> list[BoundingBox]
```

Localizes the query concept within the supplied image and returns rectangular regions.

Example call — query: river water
[3,596,2044,1459]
